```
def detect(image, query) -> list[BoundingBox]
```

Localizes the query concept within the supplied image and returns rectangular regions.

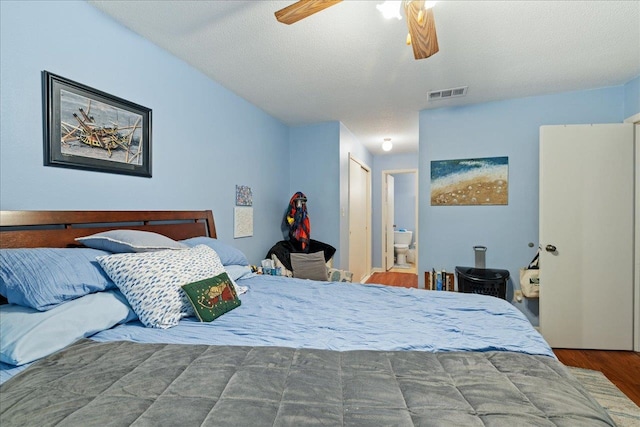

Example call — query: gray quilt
[0,339,615,426]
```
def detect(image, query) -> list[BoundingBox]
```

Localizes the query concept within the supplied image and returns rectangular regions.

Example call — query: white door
[539,124,634,349]
[349,156,371,282]
[385,174,395,270]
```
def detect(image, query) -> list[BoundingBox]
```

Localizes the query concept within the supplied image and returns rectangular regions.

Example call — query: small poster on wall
[235,185,252,206]
[430,156,508,206]
[234,206,253,238]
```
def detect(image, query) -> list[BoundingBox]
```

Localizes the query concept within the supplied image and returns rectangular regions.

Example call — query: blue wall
[394,174,416,238]
[0,1,290,264]
[371,153,418,269]
[289,122,341,264]
[624,75,640,119]
[418,85,629,325]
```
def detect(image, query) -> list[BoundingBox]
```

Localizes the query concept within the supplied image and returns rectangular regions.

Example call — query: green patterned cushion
[181,272,241,322]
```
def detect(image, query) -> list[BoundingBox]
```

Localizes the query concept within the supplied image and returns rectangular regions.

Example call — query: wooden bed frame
[0,210,216,249]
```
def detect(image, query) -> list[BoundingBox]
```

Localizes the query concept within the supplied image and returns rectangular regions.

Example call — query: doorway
[382,169,418,274]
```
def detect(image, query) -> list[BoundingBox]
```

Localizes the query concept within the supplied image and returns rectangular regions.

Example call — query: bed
[0,210,615,426]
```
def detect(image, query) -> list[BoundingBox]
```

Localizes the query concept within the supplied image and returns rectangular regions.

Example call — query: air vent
[428,86,468,101]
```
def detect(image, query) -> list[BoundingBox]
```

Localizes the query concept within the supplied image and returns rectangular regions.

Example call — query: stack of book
[426,269,455,291]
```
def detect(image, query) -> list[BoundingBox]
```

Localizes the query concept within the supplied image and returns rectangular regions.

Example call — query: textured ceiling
[88,0,640,155]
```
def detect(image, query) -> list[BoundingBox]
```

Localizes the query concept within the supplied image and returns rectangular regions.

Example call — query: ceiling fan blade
[404,1,439,60]
[275,0,342,25]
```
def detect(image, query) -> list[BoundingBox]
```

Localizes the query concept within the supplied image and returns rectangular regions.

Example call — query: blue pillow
[180,237,249,266]
[224,264,255,281]
[76,229,188,253]
[0,248,116,311]
[0,290,137,366]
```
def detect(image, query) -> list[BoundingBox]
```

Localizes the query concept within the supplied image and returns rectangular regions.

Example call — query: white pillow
[76,229,188,253]
[97,245,233,329]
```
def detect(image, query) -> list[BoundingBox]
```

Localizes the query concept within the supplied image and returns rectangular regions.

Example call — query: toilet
[394,230,413,267]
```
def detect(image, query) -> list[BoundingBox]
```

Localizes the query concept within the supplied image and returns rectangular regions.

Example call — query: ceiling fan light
[382,139,393,151]
[376,1,402,20]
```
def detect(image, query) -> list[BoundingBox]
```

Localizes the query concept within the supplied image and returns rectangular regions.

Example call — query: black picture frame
[43,71,152,177]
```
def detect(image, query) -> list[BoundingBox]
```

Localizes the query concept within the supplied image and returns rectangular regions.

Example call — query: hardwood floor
[365,271,417,288]
[365,272,640,406]
[554,349,640,406]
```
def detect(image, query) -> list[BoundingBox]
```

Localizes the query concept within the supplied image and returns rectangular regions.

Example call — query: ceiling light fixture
[376,1,402,20]
[382,138,393,152]
[377,1,438,20]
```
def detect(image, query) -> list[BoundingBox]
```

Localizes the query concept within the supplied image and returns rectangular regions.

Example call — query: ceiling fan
[274,0,439,60]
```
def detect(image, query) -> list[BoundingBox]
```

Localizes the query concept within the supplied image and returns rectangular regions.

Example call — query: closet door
[349,156,371,282]
[539,124,633,349]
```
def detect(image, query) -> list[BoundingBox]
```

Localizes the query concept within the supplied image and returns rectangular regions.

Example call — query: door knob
[545,244,557,252]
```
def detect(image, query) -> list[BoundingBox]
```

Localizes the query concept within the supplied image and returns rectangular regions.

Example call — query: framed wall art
[43,71,152,177]
[431,156,508,206]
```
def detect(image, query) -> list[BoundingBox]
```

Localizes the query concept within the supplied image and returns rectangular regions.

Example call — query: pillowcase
[0,248,115,311]
[97,245,235,329]
[76,229,188,253]
[0,290,136,366]
[181,272,241,322]
[224,264,255,282]
[290,251,328,281]
[180,237,249,266]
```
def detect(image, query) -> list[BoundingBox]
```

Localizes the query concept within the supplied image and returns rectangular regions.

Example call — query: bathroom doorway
[382,169,418,273]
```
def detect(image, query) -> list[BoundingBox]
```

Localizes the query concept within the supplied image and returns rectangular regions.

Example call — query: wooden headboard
[0,210,217,249]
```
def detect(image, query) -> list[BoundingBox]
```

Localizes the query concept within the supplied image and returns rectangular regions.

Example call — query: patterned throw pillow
[181,272,241,322]
[328,268,353,283]
[96,245,233,329]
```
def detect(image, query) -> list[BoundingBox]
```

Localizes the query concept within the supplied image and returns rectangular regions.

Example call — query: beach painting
[431,156,508,206]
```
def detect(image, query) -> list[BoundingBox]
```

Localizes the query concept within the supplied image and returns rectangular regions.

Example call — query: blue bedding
[1,275,553,384]
[91,275,554,357]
